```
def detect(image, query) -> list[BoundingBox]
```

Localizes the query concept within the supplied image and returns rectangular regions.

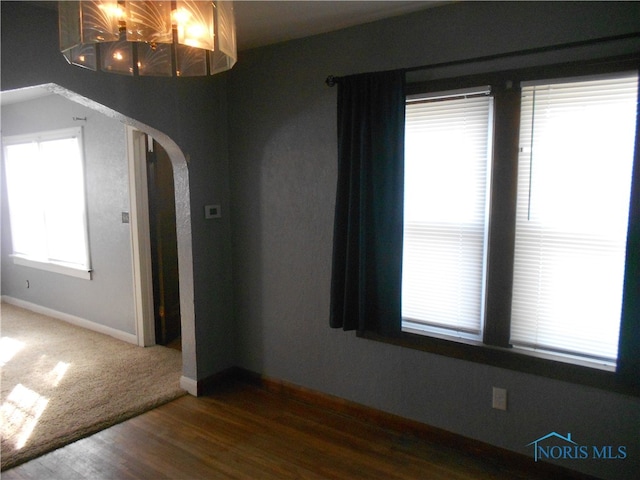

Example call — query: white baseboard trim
[1,295,138,345]
[180,376,198,396]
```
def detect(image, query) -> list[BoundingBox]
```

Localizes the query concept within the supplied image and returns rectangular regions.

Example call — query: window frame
[2,127,92,280]
[359,56,640,397]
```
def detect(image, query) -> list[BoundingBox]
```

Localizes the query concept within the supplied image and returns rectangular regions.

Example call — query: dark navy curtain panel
[329,70,406,335]
[617,72,640,388]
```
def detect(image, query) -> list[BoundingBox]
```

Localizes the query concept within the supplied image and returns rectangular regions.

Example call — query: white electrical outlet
[492,387,507,411]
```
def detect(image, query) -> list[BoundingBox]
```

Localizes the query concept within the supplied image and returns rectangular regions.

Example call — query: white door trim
[127,126,155,347]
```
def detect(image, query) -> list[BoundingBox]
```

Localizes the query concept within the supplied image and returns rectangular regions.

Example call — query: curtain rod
[325,32,640,87]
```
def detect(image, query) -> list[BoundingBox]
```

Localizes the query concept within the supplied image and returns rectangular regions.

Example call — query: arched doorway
[1,83,197,393]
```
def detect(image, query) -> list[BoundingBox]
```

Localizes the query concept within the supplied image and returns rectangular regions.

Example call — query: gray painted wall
[227,2,640,479]
[1,94,135,334]
[1,2,639,479]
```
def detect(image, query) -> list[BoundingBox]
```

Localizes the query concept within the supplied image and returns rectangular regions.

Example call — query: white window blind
[510,73,638,364]
[4,128,91,273]
[402,90,493,338]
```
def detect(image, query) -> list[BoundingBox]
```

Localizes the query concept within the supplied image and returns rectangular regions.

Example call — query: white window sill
[402,319,616,373]
[511,345,616,372]
[11,255,92,280]
[402,319,484,344]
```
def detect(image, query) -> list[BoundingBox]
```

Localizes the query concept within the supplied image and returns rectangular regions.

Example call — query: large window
[402,70,638,371]
[3,127,91,279]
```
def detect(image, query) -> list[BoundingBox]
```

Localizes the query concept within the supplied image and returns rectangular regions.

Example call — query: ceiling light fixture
[58,0,236,77]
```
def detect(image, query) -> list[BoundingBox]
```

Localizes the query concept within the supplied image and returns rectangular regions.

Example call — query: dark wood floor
[3,381,583,480]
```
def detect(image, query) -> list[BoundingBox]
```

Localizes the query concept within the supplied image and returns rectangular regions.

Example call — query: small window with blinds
[402,87,494,340]
[3,127,92,279]
[510,73,638,367]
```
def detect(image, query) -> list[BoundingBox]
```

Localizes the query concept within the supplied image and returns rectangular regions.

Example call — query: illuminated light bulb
[186,24,206,39]
[172,8,191,26]
[98,3,124,20]
[79,55,85,62]
[113,51,123,61]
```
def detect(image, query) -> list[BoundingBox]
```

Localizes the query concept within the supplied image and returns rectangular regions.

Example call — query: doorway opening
[146,136,181,349]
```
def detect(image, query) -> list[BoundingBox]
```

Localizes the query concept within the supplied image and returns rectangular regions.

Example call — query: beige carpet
[1,302,185,471]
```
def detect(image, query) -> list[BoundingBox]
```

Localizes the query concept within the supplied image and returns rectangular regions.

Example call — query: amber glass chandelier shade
[59,0,120,50]
[62,43,98,71]
[210,0,236,74]
[176,44,208,76]
[59,1,237,77]
[125,0,173,44]
[100,37,134,75]
[138,43,174,76]
[176,0,214,50]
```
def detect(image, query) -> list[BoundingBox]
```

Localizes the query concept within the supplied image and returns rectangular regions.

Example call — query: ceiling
[233,1,443,51]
